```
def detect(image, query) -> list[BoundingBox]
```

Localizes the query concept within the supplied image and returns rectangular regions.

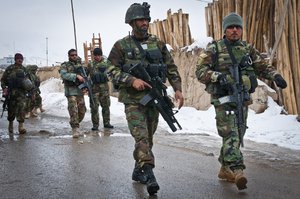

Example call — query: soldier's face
[68,52,78,62]
[225,25,242,41]
[15,58,23,65]
[94,55,102,62]
[133,18,149,36]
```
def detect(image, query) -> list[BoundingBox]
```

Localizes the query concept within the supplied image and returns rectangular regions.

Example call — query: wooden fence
[205,0,300,117]
[149,9,193,49]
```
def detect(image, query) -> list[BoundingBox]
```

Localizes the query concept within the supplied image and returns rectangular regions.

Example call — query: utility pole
[70,0,78,50]
[46,37,48,66]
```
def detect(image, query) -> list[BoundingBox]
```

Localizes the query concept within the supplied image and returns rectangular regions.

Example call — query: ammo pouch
[146,64,167,83]
[205,82,230,97]
[146,49,163,62]
[91,73,108,84]
[14,71,26,88]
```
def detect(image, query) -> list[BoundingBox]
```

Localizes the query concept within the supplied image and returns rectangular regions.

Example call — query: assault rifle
[1,89,10,118]
[217,63,250,147]
[76,66,95,106]
[125,62,182,132]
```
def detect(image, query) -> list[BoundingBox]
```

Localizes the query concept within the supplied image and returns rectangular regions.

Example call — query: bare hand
[175,90,184,109]
[76,74,84,83]
[2,88,8,97]
[132,79,152,91]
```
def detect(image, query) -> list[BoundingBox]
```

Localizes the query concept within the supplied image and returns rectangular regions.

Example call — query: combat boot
[233,169,247,190]
[132,165,147,184]
[39,106,45,113]
[18,122,27,134]
[72,127,80,138]
[104,124,114,129]
[31,108,38,117]
[25,112,31,119]
[143,164,160,195]
[91,125,99,131]
[8,121,13,134]
[218,166,235,182]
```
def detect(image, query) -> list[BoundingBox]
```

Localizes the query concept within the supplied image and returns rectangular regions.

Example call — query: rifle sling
[131,36,147,65]
[224,39,238,65]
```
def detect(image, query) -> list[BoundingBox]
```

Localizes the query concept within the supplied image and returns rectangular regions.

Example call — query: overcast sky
[0,0,209,66]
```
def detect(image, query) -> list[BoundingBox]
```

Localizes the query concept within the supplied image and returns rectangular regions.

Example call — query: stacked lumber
[205,0,300,117]
[148,9,193,49]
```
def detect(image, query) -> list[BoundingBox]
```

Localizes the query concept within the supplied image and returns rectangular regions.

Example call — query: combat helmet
[125,2,151,24]
[27,65,38,71]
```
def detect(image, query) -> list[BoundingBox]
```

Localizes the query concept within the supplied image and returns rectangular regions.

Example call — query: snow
[41,78,300,151]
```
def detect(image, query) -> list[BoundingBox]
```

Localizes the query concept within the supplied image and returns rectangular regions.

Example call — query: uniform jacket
[196,38,279,104]
[59,60,84,97]
[108,34,182,104]
[1,63,30,97]
[87,59,110,93]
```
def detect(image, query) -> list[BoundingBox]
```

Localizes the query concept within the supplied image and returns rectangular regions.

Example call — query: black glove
[274,74,287,89]
[217,73,228,86]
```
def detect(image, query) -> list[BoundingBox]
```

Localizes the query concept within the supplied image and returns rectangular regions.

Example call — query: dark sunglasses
[70,54,77,57]
[227,25,242,29]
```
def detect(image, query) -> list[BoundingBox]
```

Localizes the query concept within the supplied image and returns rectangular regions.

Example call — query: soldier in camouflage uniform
[196,12,287,190]
[1,53,34,134]
[25,65,44,118]
[87,48,113,130]
[60,49,87,138]
[108,2,184,195]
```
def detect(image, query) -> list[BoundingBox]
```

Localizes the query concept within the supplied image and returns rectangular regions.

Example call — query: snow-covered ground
[41,78,300,151]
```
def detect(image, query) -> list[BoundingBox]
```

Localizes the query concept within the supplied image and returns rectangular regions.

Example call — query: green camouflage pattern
[67,96,86,128]
[195,39,281,170]
[215,103,248,169]
[125,104,159,167]
[87,59,112,126]
[107,34,182,104]
[108,34,182,167]
[59,60,85,97]
[1,64,30,123]
[25,65,42,111]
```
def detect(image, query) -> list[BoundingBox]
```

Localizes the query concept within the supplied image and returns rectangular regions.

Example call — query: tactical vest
[90,60,109,84]
[6,65,33,91]
[207,39,258,96]
[119,35,166,79]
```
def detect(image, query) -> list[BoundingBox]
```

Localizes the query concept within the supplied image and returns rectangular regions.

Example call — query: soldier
[59,49,87,138]
[87,48,113,131]
[108,2,184,195]
[25,65,44,118]
[196,12,287,190]
[1,53,34,134]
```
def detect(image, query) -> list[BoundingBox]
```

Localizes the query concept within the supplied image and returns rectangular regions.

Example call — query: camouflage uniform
[108,34,182,168]
[1,62,32,132]
[60,59,86,129]
[25,65,42,115]
[196,39,281,170]
[87,59,111,128]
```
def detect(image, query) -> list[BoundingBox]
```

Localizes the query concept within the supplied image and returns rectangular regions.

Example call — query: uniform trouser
[7,95,27,123]
[67,95,86,128]
[90,91,111,127]
[214,103,248,170]
[25,91,42,113]
[124,103,159,168]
